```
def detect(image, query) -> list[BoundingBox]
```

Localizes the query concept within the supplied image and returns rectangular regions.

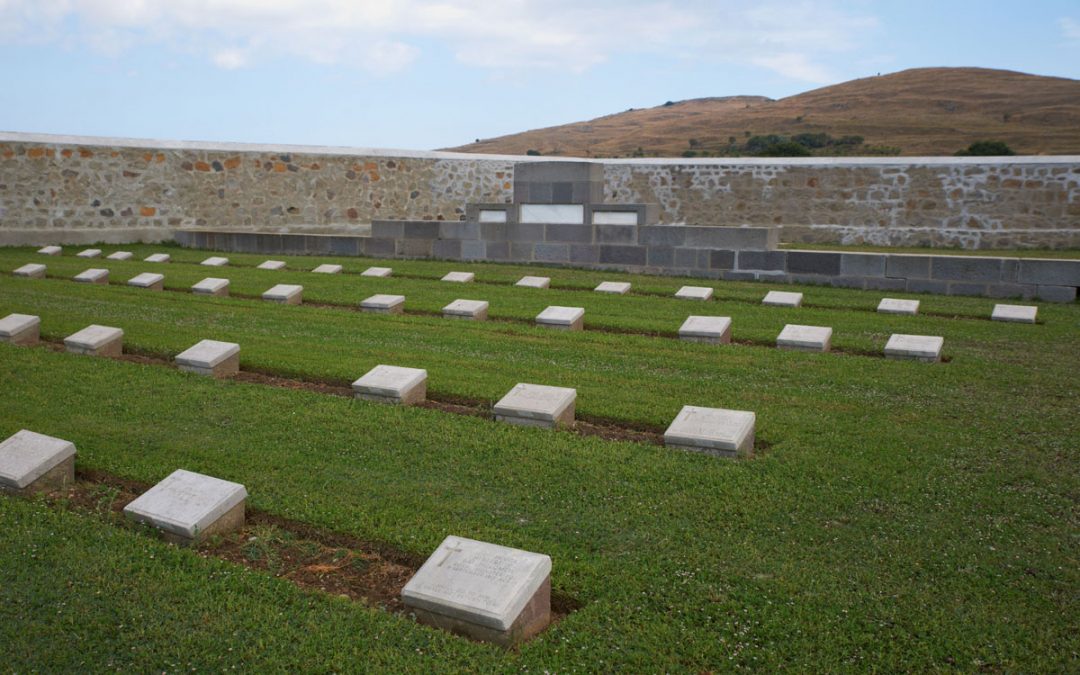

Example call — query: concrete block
[192,278,230,297]
[1035,285,1077,303]
[986,283,1037,299]
[545,224,593,243]
[352,364,427,405]
[877,298,920,315]
[76,248,102,259]
[534,243,569,263]
[569,244,599,264]
[948,282,988,297]
[675,286,713,301]
[930,256,1002,282]
[443,299,489,321]
[710,250,735,270]
[201,256,229,267]
[1017,259,1080,286]
[906,279,949,295]
[404,221,441,239]
[123,469,247,545]
[397,238,434,257]
[679,316,731,344]
[787,251,841,276]
[722,271,758,282]
[639,226,686,247]
[262,284,303,305]
[73,268,109,284]
[684,227,775,250]
[863,277,909,291]
[884,334,943,363]
[106,251,133,260]
[536,306,584,331]
[401,535,552,648]
[506,223,547,242]
[64,324,123,357]
[0,430,76,495]
[485,242,510,261]
[144,253,170,263]
[363,238,395,257]
[0,313,41,346]
[175,339,240,377]
[509,243,535,261]
[361,294,405,314]
[312,264,342,274]
[664,405,755,458]
[594,281,630,295]
[599,245,647,266]
[432,239,462,259]
[461,241,487,261]
[647,246,675,268]
[442,271,475,283]
[516,276,550,289]
[37,245,61,256]
[361,266,392,278]
[128,272,164,291]
[776,324,832,352]
[257,260,286,270]
[439,221,479,241]
[737,250,786,271]
[371,221,404,238]
[762,291,802,307]
[13,263,46,279]
[329,237,361,256]
[840,253,886,277]
[595,224,637,245]
[991,304,1038,323]
[886,255,931,279]
[494,383,576,428]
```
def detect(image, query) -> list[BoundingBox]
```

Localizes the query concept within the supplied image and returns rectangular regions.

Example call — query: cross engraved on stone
[437,542,465,567]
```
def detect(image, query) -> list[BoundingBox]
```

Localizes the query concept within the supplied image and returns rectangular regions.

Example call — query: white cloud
[0,0,877,81]
[1061,17,1080,40]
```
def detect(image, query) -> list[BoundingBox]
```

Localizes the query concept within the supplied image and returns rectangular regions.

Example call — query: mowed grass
[1,244,1078,671]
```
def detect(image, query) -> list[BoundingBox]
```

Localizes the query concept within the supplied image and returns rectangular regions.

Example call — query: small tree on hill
[956,140,1015,156]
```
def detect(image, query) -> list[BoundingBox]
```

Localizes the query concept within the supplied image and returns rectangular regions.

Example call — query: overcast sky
[1,1,1078,150]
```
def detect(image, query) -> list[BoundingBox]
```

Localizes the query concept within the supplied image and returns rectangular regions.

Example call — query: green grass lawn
[1,244,1077,671]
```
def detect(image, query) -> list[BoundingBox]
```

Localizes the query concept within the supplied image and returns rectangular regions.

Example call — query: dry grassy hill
[445,68,1080,157]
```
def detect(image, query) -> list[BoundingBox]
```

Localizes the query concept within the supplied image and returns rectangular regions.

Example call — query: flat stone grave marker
[443,299,489,321]
[0,429,76,495]
[535,306,585,331]
[884,334,943,363]
[257,260,286,270]
[64,324,124,357]
[352,364,428,405]
[877,298,920,315]
[201,256,229,267]
[361,266,392,277]
[312,264,342,274]
[442,271,475,283]
[664,405,756,458]
[679,316,732,344]
[192,277,230,297]
[144,253,171,263]
[0,313,41,345]
[262,284,303,305]
[595,281,631,295]
[128,272,164,291]
[776,324,832,352]
[123,469,247,545]
[73,268,109,284]
[76,248,102,258]
[992,304,1037,323]
[37,245,61,256]
[14,263,47,279]
[493,383,576,428]
[516,276,550,289]
[763,291,803,307]
[175,339,240,377]
[401,535,552,647]
[106,251,133,260]
[361,294,405,314]
[675,286,713,301]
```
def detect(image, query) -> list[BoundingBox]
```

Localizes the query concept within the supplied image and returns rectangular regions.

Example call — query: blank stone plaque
[175,339,240,377]
[664,405,756,458]
[361,294,405,314]
[884,334,943,363]
[679,316,732,344]
[128,272,164,291]
[37,245,62,256]
[595,281,631,295]
[763,291,803,307]
[76,248,102,258]
[352,364,428,405]
[144,253,171,263]
[64,324,124,357]
[361,266,392,277]
[535,306,584,331]
[992,304,1037,323]
[401,535,552,647]
[675,286,713,301]
[192,277,230,297]
[262,284,303,305]
[493,383,576,428]
[73,268,109,284]
[123,469,247,545]
[257,260,286,270]
[776,324,832,352]
[0,429,76,495]
[201,256,229,267]
[443,299,489,321]
[107,251,133,260]
[877,298,920,315]
[13,263,46,279]
[442,271,475,283]
[0,313,41,346]
[312,264,343,274]
[515,276,551,289]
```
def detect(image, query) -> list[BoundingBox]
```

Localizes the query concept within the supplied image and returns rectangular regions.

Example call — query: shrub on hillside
[955,140,1015,156]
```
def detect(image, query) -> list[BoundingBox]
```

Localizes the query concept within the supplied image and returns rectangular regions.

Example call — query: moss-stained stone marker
[595,281,631,295]
[494,383,576,428]
[0,313,41,346]
[191,277,230,297]
[37,245,61,256]
[144,253,171,263]
[312,264,342,274]
[992,304,1038,323]
[123,469,247,546]
[262,284,303,305]
[201,256,229,267]
[884,334,944,363]
[442,271,475,283]
[777,324,833,353]
[443,299,489,321]
[402,535,552,648]
[515,275,550,289]
[64,324,124,357]
[361,294,405,315]
[763,291,803,307]
[0,429,76,496]
[536,306,585,331]
[679,316,732,344]
[675,286,713,301]
[362,266,392,277]
[352,364,428,405]
[128,272,164,291]
[76,248,102,258]
[106,251,133,261]
[664,405,756,458]
[14,263,46,279]
[175,339,240,377]
[73,268,109,284]
[877,298,920,315]
[257,260,287,270]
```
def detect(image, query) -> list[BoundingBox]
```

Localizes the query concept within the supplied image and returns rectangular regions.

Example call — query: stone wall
[1,132,1078,249]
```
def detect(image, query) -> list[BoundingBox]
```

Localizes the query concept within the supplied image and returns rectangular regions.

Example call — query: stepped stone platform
[0,429,76,495]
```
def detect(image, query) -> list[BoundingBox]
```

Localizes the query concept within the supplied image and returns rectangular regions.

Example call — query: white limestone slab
[0,430,76,490]
[443,299,489,320]
[361,294,405,313]
[992,304,1037,323]
[520,204,584,224]
[535,306,584,330]
[76,248,102,258]
[201,256,229,267]
[312,264,343,274]
[675,286,713,301]
[37,245,61,256]
[361,266,392,277]
[0,313,41,344]
[128,272,164,289]
[595,281,631,295]
[442,271,475,283]
[679,316,732,344]
[144,253,171,263]
[478,209,508,223]
[352,364,428,405]
[192,277,230,296]
[14,263,47,278]
[877,298,920,315]
[402,535,552,632]
[257,260,287,270]
[123,469,247,540]
[592,211,639,225]
[176,339,240,370]
[515,276,550,289]
[493,383,576,428]
[73,268,109,284]
[884,334,944,363]
[777,324,832,352]
[106,251,133,260]
[64,324,123,356]
[763,291,803,307]
[664,405,756,457]
[262,284,303,304]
